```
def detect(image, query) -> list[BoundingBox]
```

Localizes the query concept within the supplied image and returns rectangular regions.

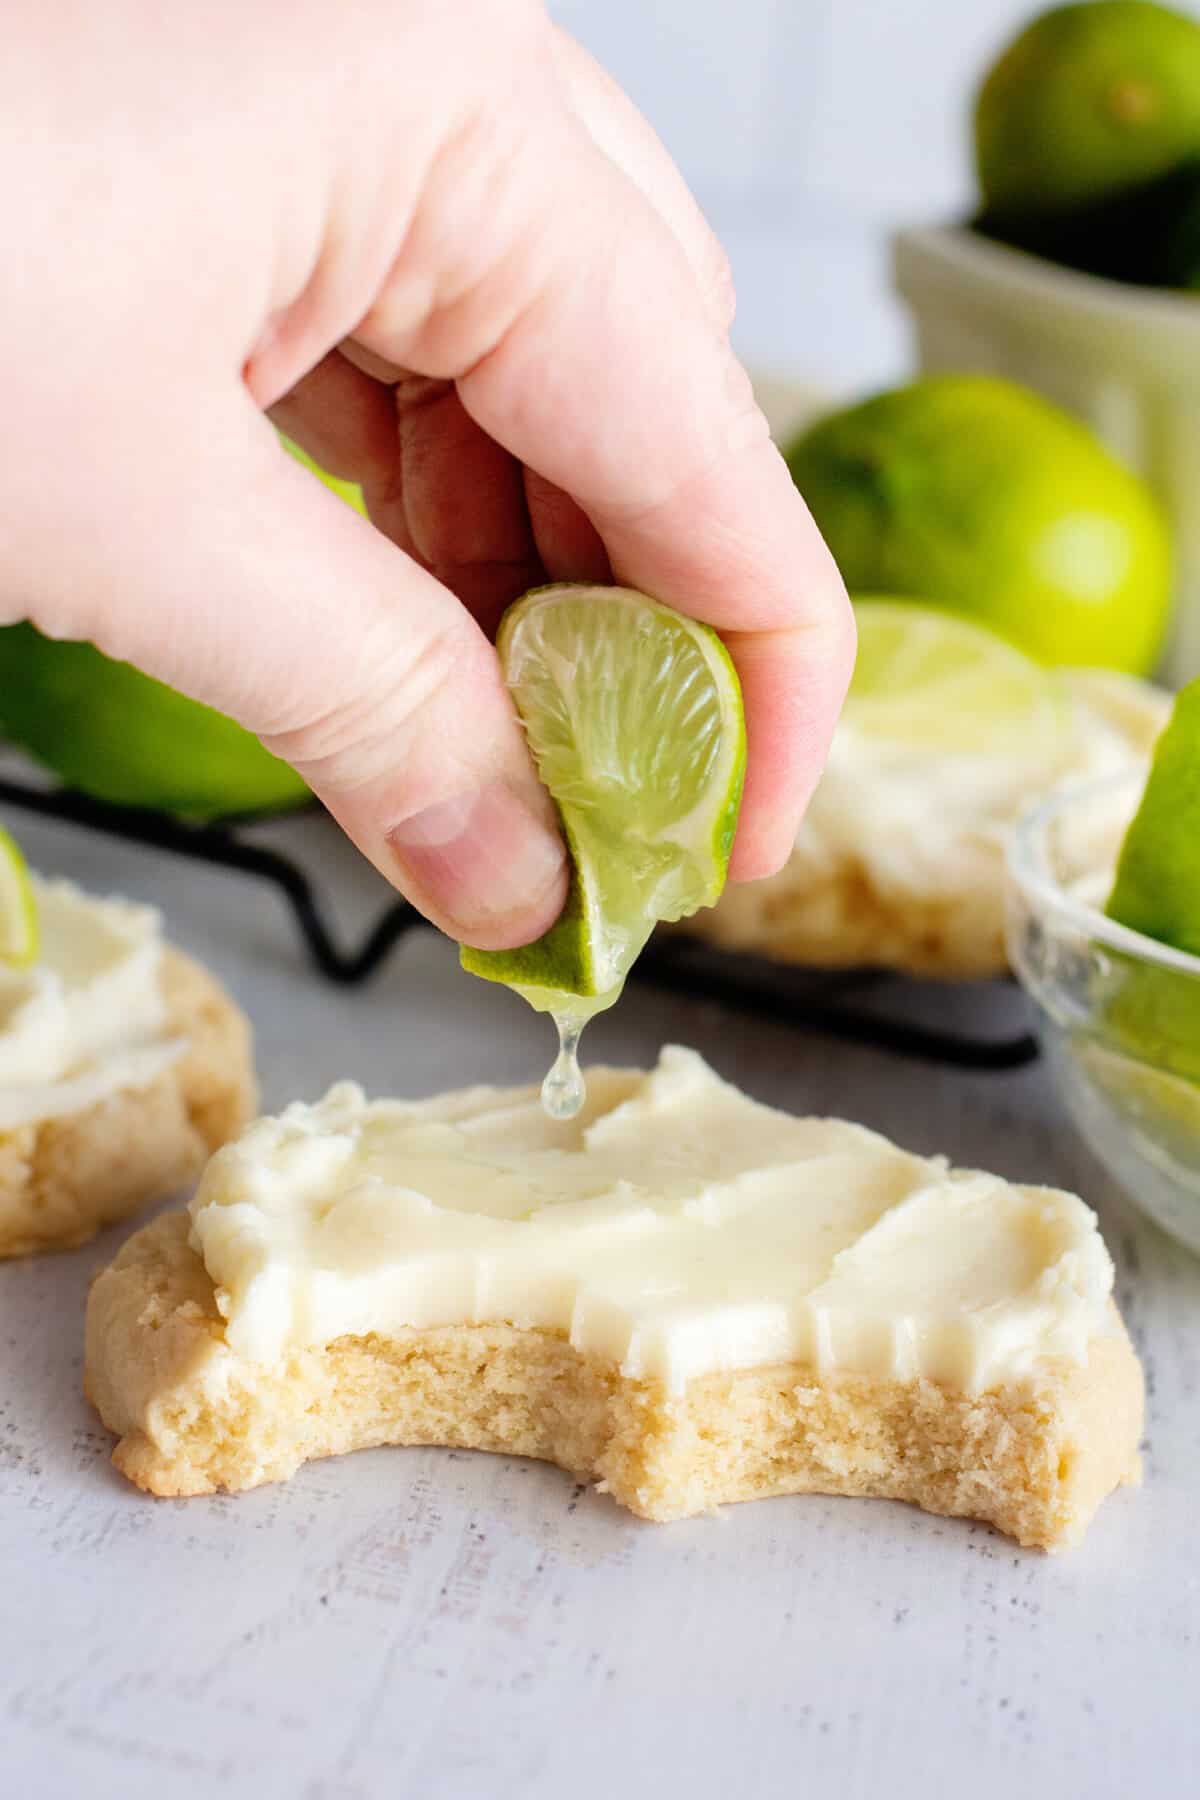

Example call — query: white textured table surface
[2,806,1198,1800]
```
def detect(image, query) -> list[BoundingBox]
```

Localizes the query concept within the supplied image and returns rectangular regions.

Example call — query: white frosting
[190,1046,1114,1393]
[0,877,182,1130]
[794,668,1166,902]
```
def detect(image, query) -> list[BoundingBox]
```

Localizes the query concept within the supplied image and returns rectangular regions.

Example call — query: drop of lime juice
[518,983,623,1123]
[541,1014,585,1120]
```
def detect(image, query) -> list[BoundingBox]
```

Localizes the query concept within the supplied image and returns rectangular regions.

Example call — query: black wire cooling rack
[0,774,1039,1072]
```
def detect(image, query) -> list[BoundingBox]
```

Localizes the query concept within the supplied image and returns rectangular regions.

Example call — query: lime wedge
[1079,1041,1200,1148]
[1107,677,1200,956]
[1100,678,1200,1090]
[461,584,745,1015]
[0,826,38,968]
[846,598,1069,759]
[1091,674,1200,1104]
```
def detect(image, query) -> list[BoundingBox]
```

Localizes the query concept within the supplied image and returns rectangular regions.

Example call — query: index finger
[452,135,853,881]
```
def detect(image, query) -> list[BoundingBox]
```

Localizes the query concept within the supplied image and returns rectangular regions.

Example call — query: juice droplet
[542,1014,586,1120]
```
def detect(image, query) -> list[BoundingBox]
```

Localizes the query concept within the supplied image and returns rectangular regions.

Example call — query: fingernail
[388,781,568,948]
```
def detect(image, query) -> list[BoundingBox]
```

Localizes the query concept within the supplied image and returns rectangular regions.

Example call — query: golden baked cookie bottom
[0,951,257,1258]
[85,1213,1142,1550]
[683,671,1169,980]
[682,852,1009,980]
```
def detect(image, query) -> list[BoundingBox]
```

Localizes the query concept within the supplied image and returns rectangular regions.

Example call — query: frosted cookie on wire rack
[686,604,1169,980]
[86,1046,1141,1551]
[0,870,256,1257]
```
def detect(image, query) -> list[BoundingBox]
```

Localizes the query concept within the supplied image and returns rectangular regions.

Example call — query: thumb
[29,403,567,952]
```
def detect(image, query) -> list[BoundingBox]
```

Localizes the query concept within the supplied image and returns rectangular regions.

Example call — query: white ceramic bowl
[892,224,1200,685]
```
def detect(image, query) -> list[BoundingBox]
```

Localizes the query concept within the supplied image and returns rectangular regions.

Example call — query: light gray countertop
[2,804,1197,1800]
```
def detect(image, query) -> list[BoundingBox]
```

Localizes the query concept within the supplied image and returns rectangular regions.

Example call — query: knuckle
[264,620,471,794]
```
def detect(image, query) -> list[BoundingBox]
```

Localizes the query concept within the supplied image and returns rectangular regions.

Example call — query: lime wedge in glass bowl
[1107,677,1200,958]
[461,584,745,1114]
[1096,676,1200,1125]
[1007,754,1200,1255]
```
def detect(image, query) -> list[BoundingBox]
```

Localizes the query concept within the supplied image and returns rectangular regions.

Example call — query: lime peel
[1101,678,1200,1088]
[278,433,367,517]
[1107,677,1200,957]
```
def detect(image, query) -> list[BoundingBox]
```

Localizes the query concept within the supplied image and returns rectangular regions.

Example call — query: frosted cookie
[85,1047,1140,1549]
[688,668,1169,979]
[0,877,256,1257]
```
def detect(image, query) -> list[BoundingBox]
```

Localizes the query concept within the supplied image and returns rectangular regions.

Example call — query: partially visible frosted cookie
[0,877,256,1257]
[688,668,1169,979]
[85,1047,1141,1549]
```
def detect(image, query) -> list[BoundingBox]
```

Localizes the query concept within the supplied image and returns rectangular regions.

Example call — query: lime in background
[975,1,1200,216]
[0,624,310,819]
[0,432,366,819]
[786,375,1172,676]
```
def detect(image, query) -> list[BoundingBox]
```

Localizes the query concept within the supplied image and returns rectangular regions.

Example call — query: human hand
[2,0,852,948]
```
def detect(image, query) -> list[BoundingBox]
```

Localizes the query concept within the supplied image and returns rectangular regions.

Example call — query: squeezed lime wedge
[461,584,746,1030]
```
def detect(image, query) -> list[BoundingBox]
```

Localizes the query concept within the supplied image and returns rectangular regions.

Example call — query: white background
[551,0,1200,391]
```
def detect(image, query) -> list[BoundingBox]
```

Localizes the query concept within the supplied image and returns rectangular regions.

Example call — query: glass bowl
[1006,771,1200,1254]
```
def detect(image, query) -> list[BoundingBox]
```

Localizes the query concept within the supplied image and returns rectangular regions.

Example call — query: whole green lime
[785,375,1172,674]
[975,1,1200,216]
[0,624,309,819]
[0,432,371,819]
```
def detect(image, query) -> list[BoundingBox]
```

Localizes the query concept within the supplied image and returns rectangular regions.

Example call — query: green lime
[0,624,309,820]
[786,375,1172,675]
[0,825,38,968]
[1100,963,1200,1087]
[1107,676,1200,953]
[1100,678,1200,1086]
[975,1,1200,216]
[0,434,366,820]
[279,433,367,516]
[847,598,1069,759]
[1075,1036,1200,1147]
[461,584,745,1014]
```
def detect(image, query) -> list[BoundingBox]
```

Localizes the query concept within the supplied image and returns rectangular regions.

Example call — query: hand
[2,0,852,949]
